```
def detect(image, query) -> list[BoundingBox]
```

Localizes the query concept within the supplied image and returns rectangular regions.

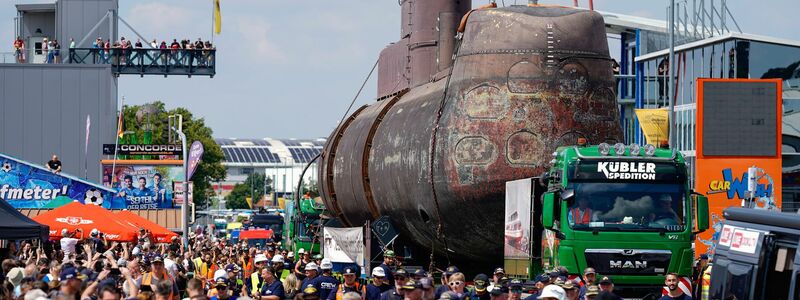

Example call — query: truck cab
[709,207,800,299]
[538,143,709,297]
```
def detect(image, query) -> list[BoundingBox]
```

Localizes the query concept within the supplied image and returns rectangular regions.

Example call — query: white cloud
[232,16,286,63]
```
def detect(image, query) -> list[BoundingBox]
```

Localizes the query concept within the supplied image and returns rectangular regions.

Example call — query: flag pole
[211,0,215,44]
[111,96,124,187]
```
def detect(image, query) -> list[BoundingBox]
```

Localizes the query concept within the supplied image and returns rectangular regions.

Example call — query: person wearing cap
[367,266,390,300]
[138,255,179,298]
[319,259,340,300]
[248,253,271,293]
[209,277,233,300]
[295,248,312,280]
[508,279,524,300]
[256,266,285,300]
[52,267,83,299]
[60,227,83,257]
[539,285,566,300]
[330,267,366,300]
[380,268,407,300]
[301,262,322,295]
[411,268,426,281]
[561,280,579,300]
[89,228,107,253]
[313,254,323,265]
[489,281,509,300]
[524,275,551,300]
[434,266,459,299]
[379,250,396,286]
[226,263,244,297]
[492,268,505,284]
[692,254,709,300]
[578,268,596,299]
[399,278,424,300]
[469,274,491,300]
[583,285,599,300]
[302,284,322,300]
[596,277,621,300]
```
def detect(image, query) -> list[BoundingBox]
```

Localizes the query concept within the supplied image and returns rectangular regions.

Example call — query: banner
[635,109,669,146]
[102,144,183,156]
[103,164,185,209]
[504,178,532,259]
[187,141,204,180]
[173,181,193,205]
[0,153,122,209]
[323,227,364,270]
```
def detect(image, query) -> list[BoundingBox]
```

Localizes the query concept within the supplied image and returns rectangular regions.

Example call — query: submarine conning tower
[319,3,622,261]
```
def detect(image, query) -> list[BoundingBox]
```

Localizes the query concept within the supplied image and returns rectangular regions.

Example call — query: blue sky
[3,0,799,139]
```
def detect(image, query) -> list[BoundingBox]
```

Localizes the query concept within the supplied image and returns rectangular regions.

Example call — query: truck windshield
[565,159,688,232]
[566,182,687,232]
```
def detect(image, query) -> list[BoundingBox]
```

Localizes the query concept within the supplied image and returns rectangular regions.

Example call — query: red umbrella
[115,210,178,243]
[33,202,138,242]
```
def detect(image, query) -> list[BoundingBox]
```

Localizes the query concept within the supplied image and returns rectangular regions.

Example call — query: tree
[226,173,273,209]
[120,102,226,210]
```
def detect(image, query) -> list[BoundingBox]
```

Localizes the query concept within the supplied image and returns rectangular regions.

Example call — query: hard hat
[320,259,333,270]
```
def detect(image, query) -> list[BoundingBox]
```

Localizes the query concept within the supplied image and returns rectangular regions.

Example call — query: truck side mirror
[543,192,556,228]
[696,195,709,232]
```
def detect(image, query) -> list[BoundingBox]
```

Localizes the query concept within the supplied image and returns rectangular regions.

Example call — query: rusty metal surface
[319,105,368,223]
[320,5,622,261]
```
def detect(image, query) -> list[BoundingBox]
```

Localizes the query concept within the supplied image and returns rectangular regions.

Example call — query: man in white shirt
[60,228,83,257]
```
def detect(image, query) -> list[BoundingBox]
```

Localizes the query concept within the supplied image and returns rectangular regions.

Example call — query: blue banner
[103,164,184,209]
[0,153,124,209]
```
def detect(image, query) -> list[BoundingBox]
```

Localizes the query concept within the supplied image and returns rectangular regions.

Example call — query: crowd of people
[0,226,703,300]
[11,36,215,67]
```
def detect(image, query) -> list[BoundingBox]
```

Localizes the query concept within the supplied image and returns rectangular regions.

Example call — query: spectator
[13,36,25,63]
[69,38,75,63]
[52,39,60,63]
[469,274,490,300]
[539,285,566,300]
[659,273,691,300]
[45,154,62,174]
[447,272,467,300]
[595,277,621,300]
[579,268,596,299]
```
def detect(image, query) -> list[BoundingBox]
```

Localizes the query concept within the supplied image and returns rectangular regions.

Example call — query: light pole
[172,125,189,250]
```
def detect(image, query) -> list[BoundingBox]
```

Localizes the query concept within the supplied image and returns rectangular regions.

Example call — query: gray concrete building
[1,0,119,181]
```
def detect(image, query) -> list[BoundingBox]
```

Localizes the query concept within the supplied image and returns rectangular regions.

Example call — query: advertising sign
[102,144,183,156]
[173,181,193,205]
[695,79,782,257]
[323,227,364,272]
[102,162,185,209]
[635,109,669,146]
[505,178,532,259]
[187,141,204,180]
[0,153,121,209]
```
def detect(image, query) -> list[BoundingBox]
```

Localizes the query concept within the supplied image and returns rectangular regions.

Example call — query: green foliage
[121,101,226,210]
[300,179,320,198]
[225,173,273,209]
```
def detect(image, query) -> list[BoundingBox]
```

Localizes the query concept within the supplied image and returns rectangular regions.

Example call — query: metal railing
[1,48,216,77]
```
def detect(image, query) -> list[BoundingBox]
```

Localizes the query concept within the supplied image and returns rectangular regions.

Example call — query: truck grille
[584,249,671,275]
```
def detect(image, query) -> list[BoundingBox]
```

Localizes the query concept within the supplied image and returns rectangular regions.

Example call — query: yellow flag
[245,197,253,209]
[214,0,222,34]
[635,109,669,146]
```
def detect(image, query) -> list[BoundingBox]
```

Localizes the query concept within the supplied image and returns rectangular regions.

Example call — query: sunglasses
[449,281,464,286]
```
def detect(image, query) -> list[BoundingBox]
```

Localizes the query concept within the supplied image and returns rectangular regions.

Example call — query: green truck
[285,197,323,255]
[506,143,709,297]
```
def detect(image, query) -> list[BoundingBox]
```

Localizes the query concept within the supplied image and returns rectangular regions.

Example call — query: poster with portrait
[102,163,184,209]
[504,178,532,259]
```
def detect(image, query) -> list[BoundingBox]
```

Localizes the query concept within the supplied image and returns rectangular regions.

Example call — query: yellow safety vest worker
[701,270,711,300]
[251,272,264,294]
[335,283,366,300]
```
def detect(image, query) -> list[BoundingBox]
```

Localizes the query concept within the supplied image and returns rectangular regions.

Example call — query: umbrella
[33,202,137,241]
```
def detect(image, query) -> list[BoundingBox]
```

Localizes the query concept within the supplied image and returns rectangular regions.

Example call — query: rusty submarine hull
[318,1,623,262]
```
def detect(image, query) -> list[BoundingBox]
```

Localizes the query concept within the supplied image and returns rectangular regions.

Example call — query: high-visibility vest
[251,273,264,294]
[142,270,174,299]
[243,258,254,278]
[571,207,591,224]
[701,272,711,300]
[336,283,366,300]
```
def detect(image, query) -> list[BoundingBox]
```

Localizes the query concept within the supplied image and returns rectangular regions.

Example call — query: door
[29,37,46,64]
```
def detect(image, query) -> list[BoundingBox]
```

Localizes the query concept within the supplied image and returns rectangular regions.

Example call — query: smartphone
[110,268,121,276]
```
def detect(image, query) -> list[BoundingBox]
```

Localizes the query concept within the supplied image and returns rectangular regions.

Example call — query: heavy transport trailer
[510,143,710,298]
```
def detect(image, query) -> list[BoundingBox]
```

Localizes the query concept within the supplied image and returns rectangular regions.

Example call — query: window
[241,167,254,175]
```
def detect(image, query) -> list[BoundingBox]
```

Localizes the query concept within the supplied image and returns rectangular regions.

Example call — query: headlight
[629,144,641,156]
[598,143,610,156]
[643,144,656,156]
[613,143,626,156]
